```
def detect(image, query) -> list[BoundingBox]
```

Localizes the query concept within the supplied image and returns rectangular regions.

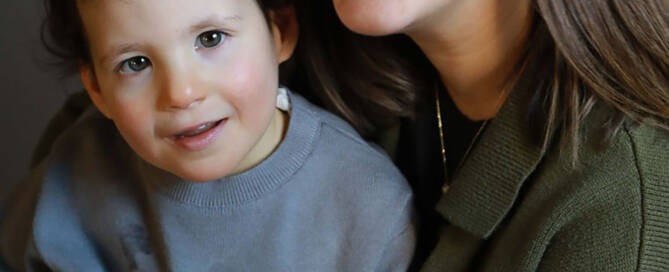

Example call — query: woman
[289,0,669,271]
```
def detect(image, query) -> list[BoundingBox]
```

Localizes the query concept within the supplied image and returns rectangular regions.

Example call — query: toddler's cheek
[226,58,278,127]
[114,112,155,152]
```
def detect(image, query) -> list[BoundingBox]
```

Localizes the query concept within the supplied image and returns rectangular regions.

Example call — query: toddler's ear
[270,5,299,63]
[79,65,112,119]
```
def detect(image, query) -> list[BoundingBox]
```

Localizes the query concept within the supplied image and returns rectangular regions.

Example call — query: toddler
[0,0,415,270]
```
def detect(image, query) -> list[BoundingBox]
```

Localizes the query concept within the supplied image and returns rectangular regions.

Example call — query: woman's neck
[406,0,533,120]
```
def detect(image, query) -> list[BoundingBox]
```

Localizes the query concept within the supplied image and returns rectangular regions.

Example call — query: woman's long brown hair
[536,0,669,159]
[290,0,669,158]
[286,0,428,139]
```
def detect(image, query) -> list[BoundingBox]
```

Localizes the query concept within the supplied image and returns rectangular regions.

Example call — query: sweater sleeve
[537,124,669,272]
[374,195,417,272]
[536,178,642,271]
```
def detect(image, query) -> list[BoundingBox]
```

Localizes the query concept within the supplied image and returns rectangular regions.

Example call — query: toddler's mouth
[174,119,226,139]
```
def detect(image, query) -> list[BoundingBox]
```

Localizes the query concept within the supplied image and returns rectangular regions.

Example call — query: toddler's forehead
[77,0,250,37]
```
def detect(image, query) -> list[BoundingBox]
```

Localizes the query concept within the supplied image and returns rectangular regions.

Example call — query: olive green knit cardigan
[414,80,669,271]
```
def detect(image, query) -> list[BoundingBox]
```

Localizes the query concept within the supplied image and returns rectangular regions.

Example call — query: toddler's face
[78,0,294,181]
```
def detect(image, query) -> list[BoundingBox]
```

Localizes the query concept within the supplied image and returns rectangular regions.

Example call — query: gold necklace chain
[435,90,490,193]
[436,67,522,193]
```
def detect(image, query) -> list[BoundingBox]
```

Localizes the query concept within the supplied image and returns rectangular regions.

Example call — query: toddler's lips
[171,118,227,151]
[174,120,221,138]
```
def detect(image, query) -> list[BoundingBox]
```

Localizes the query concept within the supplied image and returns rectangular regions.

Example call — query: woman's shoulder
[570,121,669,201]
[619,123,669,270]
[535,120,668,215]
[520,122,669,271]
[623,122,669,179]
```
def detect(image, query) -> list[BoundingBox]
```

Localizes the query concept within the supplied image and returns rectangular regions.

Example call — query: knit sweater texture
[412,72,669,271]
[0,91,415,271]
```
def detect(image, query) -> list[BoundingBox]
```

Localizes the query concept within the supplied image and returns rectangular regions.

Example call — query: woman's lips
[171,118,227,151]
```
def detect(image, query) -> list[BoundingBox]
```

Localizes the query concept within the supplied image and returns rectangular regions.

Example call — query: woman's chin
[333,0,413,36]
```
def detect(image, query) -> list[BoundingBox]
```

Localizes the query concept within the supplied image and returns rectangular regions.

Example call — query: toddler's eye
[119,56,151,74]
[196,31,226,49]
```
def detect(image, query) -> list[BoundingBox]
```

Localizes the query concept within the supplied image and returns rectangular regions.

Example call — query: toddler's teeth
[176,121,220,138]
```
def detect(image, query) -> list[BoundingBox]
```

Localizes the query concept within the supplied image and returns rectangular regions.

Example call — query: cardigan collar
[435,69,546,238]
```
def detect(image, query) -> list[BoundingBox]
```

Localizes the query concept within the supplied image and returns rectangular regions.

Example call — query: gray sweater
[0,92,415,271]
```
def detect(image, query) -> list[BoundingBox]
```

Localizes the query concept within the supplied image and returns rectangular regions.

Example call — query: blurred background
[1,1,81,203]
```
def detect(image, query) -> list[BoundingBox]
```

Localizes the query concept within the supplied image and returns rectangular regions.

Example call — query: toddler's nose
[159,74,207,111]
[167,86,205,110]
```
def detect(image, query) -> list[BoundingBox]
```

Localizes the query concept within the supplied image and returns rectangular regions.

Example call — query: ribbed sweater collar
[138,93,320,208]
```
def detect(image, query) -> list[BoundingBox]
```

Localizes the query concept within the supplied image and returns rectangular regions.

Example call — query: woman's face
[332,0,455,36]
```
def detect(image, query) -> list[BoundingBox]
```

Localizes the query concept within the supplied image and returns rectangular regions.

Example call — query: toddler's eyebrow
[100,44,143,66]
[189,14,242,34]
